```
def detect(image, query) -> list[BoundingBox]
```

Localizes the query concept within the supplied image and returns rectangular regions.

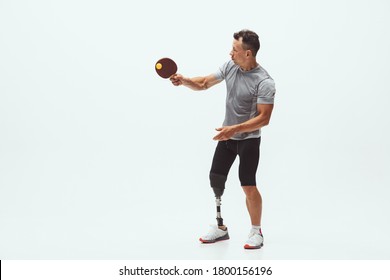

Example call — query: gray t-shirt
[214,60,276,140]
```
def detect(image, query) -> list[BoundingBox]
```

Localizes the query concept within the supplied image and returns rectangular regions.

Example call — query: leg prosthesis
[209,173,227,226]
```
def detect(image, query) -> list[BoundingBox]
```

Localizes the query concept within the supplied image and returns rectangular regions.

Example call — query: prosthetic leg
[198,172,230,243]
[215,196,223,226]
[209,173,227,226]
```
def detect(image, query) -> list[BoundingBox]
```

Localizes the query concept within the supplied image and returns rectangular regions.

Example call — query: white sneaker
[199,225,230,243]
[244,229,264,249]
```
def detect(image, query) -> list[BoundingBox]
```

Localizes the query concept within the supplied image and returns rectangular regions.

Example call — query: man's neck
[240,59,258,71]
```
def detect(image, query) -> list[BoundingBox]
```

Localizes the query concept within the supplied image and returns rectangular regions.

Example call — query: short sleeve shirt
[214,60,276,140]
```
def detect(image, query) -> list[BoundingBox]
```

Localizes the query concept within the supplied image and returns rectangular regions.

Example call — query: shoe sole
[244,242,263,249]
[199,233,230,243]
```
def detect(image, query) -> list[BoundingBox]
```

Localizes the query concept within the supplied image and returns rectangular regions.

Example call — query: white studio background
[1,0,389,260]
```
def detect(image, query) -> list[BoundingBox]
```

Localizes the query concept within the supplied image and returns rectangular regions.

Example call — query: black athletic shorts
[210,137,261,186]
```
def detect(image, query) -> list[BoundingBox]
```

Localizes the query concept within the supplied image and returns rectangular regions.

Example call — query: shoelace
[246,233,263,246]
[204,226,223,239]
[248,230,262,239]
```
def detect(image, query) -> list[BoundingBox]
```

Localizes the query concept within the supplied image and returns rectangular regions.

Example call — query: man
[170,29,275,249]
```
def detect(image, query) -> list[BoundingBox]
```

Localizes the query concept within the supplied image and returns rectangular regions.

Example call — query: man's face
[230,38,247,65]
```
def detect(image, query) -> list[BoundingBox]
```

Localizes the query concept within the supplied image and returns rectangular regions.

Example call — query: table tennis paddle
[155,57,177,79]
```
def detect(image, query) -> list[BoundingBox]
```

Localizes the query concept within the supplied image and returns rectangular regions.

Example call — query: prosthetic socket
[209,173,227,227]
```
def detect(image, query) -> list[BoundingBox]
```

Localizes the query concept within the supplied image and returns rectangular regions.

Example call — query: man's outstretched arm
[170,74,221,91]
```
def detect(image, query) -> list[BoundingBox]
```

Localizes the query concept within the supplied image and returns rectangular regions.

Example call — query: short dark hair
[233,29,260,57]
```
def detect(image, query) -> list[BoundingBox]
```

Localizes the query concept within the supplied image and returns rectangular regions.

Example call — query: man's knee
[242,186,261,199]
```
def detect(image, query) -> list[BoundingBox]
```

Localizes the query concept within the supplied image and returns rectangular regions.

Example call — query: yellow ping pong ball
[156,63,162,70]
